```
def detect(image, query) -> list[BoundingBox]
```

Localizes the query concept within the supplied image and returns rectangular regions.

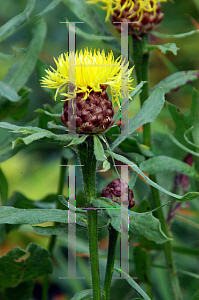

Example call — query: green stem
[151,176,183,300]
[42,156,67,300]
[132,34,183,300]
[77,136,101,300]
[103,225,118,300]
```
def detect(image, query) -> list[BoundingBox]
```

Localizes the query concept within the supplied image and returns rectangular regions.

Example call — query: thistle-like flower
[41,48,134,134]
[87,0,168,36]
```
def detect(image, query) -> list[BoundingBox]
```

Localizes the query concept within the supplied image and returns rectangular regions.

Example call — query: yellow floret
[41,48,134,107]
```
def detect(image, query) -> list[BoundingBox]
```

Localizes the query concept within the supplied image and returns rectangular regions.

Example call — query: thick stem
[103,225,118,300]
[77,136,101,300]
[132,34,183,300]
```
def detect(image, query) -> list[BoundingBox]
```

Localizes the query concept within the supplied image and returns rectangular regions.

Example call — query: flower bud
[101,178,135,209]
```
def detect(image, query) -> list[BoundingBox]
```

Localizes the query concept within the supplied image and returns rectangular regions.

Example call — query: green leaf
[139,156,199,179]
[99,160,111,172]
[32,221,87,234]
[114,81,146,123]
[58,194,69,208]
[178,269,199,279]
[0,243,52,289]
[167,128,199,158]
[0,168,8,204]
[3,19,46,92]
[47,121,67,131]
[0,0,35,43]
[0,52,15,59]
[0,82,20,102]
[35,108,61,118]
[151,71,199,95]
[68,135,88,146]
[191,289,199,300]
[5,192,57,209]
[70,289,93,300]
[106,151,199,202]
[0,206,68,224]
[0,122,74,148]
[152,29,199,39]
[111,88,165,150]
[114,268,151,300]
[93,198,169,243]
[0,96,30,121]
[68,22,116,41]
[94,135,106,161]
[2,281,34,300]
[0,205,86,229]
[0,133,25,163]
[37,0,61,15]
[32,225,69,235]
[146,43,180,55]
[134,246,150,283]
[118,137,154,157]
[190,89,199,147]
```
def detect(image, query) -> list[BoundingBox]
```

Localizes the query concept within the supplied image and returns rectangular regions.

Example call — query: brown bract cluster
[111,1,164,37]
[61,85,114,134]
[101,178,135,209]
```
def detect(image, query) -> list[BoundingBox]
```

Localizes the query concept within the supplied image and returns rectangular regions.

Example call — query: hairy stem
[103,225,118,300]
[77,136,101,300]
[132,34,183,300]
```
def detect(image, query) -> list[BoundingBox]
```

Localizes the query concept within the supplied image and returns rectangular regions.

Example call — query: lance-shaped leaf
[3,19,46,92]
[140,156,199,179]
[0,168,8,204]
[0,243,52,289]
[114,81,146,123]
[0,0,35,43]
[94,135,106,161]
[111,88,165,150]
[167,128,199,158]
[67,134,88,146]
[152,30,199,39]
[0,81,20,102]
[0,206,86,227]
[93,198,169,244]
[37,0,61,15]
[70,289,93,300]
[114,268,151,300]
[151,71,199,95]
[0,122,74,148]
[146,43,180,55]
[106,151,199,201]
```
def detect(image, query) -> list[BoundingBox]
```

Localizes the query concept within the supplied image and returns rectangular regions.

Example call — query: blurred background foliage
[0,0,199,299]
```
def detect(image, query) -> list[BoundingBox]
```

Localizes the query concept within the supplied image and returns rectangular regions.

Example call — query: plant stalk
[132,34,183,300]
[77,136,101,300]
[103,225,118,300]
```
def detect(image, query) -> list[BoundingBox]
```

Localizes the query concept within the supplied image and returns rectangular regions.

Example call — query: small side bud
[101,178,135,209]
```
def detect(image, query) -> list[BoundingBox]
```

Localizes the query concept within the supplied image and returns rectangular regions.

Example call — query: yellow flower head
[41,48,134,107]
[86,0,168,22]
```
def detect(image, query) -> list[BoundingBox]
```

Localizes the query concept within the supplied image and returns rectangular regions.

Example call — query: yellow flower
[86,0,168,22]
[41,48,134,107]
